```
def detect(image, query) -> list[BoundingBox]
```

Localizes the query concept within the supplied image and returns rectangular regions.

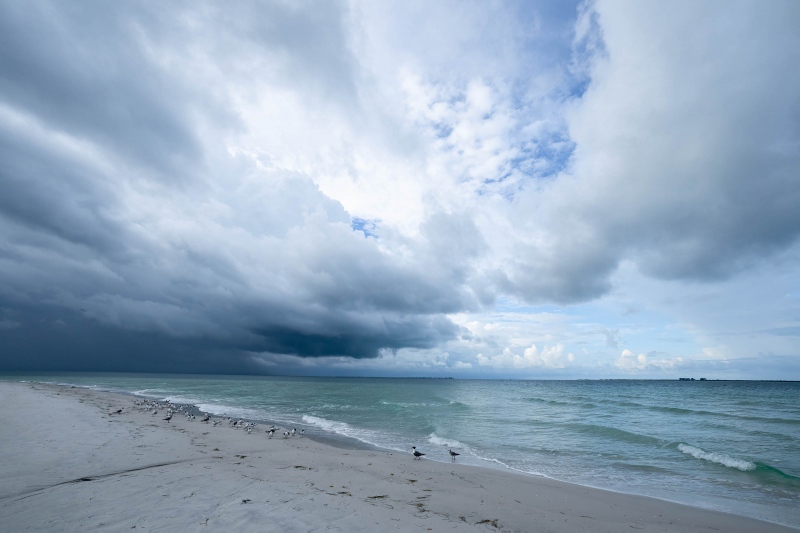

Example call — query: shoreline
[1,381,797,532]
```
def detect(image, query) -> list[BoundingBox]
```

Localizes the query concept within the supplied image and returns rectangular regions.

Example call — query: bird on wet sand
[412,446,425,460]
[163,413,172,423]
[449,449,460,462]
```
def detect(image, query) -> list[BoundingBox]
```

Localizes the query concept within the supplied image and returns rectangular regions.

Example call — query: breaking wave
[677,443,755,471]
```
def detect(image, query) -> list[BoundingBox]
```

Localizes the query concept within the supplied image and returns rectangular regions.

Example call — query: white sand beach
[0,381,796,532]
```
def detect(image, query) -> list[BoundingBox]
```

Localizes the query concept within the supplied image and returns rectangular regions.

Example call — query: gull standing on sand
[163,413,172,422]
[449,449,460,462]
[412,446,425,460]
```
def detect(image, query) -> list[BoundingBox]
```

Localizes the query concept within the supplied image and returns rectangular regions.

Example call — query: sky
[1,0,799,379]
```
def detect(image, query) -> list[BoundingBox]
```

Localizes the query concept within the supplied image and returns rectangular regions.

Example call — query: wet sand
[0,381,796,532]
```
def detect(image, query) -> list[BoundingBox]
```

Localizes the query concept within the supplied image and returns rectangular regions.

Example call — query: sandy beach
[0,381,795,532]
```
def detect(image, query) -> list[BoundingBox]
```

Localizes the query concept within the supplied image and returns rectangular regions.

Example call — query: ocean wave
[677,443,755,471]
[302,415,353,433]
[133,389,170,397]
[379,401,436,408]
[567,423,665,446]
[427,433,467,449]
[196,403,264,420]
[522,396,597,409]
[594,398,800,426]
[301,415,404,451]
[163,395,205,406]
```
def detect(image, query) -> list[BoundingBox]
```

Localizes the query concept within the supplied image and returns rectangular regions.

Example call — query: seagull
[283,431,289,438]
[449,449,460,462]
[300,430,305,437]
[202,414,210,422]
[290,428,296,437]
[412,446,425,460]
[267,429,275,438]
[163,413,172,422]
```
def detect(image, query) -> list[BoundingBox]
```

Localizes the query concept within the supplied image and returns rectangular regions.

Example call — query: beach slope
[0,381,795,532]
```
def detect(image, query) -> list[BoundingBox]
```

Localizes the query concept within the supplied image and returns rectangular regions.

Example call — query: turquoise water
[5,373,799,527]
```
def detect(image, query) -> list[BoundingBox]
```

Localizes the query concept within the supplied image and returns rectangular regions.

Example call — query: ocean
[5,373,799,528]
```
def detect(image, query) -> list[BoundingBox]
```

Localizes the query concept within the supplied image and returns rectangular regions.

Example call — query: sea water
[5,373,798,527]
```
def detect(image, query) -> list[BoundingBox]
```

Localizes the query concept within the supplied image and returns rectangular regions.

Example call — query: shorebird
[449,449,460,462]
[283,431,289,438]
[412,446,425,460]
[163,413,172,422]
[290,428,296,436]
[267,429,275,438]
[202,414,210,422]
[300,430,305,437]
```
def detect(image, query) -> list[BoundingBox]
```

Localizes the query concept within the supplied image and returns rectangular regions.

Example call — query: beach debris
[476,519,499,529]
[367,495,389,499]
[241,499,251,504]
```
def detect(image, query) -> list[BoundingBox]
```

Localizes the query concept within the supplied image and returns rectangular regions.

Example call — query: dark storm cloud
[0,1,207,180]
[0,0,471,372]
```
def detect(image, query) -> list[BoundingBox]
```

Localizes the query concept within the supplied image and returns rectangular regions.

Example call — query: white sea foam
[163,395,205,406]
[133,389,170,398]
[302,415,353,434]
[678,443,756,471]
[427,433,467,449]
[198,403,263,419]
[301,415,406,451]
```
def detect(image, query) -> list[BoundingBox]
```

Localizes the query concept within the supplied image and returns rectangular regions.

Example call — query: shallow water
[5,373,799,527]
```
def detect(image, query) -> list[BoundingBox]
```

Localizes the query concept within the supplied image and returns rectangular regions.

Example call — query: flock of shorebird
[123,399,462,461]
[128,398,308,438]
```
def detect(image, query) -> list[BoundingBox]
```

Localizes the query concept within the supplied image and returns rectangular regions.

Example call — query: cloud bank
[1,0,798,377]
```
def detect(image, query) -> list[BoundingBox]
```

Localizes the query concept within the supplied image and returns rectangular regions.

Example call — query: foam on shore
[1,381,797,533]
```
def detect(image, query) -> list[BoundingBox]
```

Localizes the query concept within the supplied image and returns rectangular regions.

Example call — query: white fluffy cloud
[478,344,575,369]
[614,349,682,372]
